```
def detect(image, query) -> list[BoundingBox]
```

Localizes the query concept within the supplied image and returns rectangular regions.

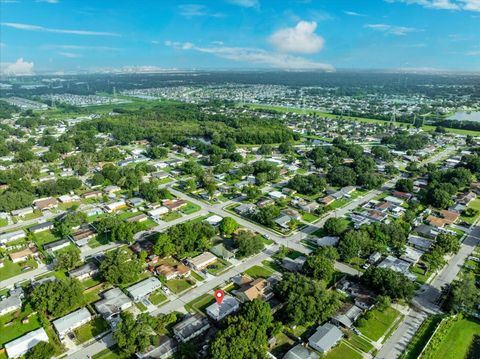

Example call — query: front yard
[0,308,41,346]
[74,317,109,344]
[356,306,401,341]
[244,265,274,279]
[165,278,194,294]
[0,258,38,281]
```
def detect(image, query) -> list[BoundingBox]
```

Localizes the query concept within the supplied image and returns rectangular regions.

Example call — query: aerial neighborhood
[0,72,479,359]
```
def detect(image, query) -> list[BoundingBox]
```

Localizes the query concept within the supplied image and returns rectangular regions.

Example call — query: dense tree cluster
[234,231,264,258]
[153,221,215,258]
[99,249,143,285]
[29,278,84,317]
[287,174,326,195]
[274,273,343,325]
[381,132,428,151]
[210,300,278,359]
[362,267,415,300]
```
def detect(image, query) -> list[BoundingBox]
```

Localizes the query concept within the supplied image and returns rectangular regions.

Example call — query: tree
[55,247,80,271]
[274,273,342,325]
[139,182,170,203]
[444,273,480,314]
[244,185,262,201]
[111,222,140,244]
[287,174,326,195]
[324,217,348,236]
[219,217,238,237]
[362,267,415,300]
[235,231,264,258]
[29,278,84,317]
[254,206,280,227]
[99,249,143,285]
[25,341,55,359]
[114,312,152,357]
[327,166,357,187]
[422,247,446,272]
[395,178,414,193]
[303,254,335,283]
[210,300,276,359]
[435,233,460,254]
[338,230,373,261]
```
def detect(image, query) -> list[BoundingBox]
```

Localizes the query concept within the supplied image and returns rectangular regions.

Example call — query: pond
[446,111,480,122]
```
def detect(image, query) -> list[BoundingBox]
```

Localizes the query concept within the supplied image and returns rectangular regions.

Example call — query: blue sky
[1,0,479,74]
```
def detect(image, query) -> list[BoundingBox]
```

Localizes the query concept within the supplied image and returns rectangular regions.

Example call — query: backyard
[244,265,274,279]
[0,308,41,347]
[325,341,363,359]
[0,258,38,281]
[356,306,401,341]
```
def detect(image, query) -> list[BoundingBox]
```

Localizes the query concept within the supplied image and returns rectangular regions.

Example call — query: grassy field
[0,218,8,227]
[32,230,58,246]
[0,258,38,281]
[244,265,274,279]
[165,278,193,293]
[205,258,231,275]
[92,346,120,359]
[302,212,319,223]
[162,211,182,222]
[347,334,374,353]
[181,202,202,215]
[460,198,480,225]
[424,316,480,359]
[185,293,215,313]
[324,341,363,359]
[74,317,109,344]
[245,103,480,136]
[357,307,401,341]
[148,289,167,305]
[0,309,41,346]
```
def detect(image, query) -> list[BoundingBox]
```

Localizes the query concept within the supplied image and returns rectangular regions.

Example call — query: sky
[0,0,479,74]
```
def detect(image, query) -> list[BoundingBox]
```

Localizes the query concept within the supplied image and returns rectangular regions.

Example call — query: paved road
[376,224,480,358]
[66,333,115,359]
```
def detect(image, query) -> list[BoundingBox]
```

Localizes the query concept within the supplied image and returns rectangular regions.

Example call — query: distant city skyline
[1,0,479,75]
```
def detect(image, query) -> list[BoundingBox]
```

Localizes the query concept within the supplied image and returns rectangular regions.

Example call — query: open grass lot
[269,332,294,358]
[31,230,57,246]
[165,278,193,294]
[357,306,400,341]
[262,259,283,273]
[347,333,374,353]
[162,211,182,222]
[87,233,111,248]
[0,218,8,227]
[425,316,480,359]
[0,258,38,281]
[185,293,215,313]
[205,258,231,275]
[74,317,109,344]
[181,202,202,215]
[324,341,363,359]
[148,289,167,305]
[244,265,274,279]
[92,346,121,359]
[460,198,480,225]
[302,212,319,223]
[0,309,41,346]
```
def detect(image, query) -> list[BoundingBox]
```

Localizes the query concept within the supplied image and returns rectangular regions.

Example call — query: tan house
[187,252,217,271]
[9,246,38,263]
[235,278,272,302]
[156,264,191,280]
[34,197,58,211]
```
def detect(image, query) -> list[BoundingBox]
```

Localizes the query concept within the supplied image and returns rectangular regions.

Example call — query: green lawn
[181,202,202,215]
[425,316,480,359]
[87,233,111,248]
[165,278,193,294]
[244,265,274,279]
[32,230,57,246]
[74,317,109,344]
[324,341,363,359]
[302,212,319,223]
[185,293,215,313]
[148,290,167,305]
[92,346,121,359]
[0,218,8,227]
[460,198,480,225]
[136,302,147,312]
[162,211,182,222]
[347,334,374,353]
[0,258,38,282]
[0,308,41,346]
[205,258,231,275]
[357,307,401,341]
[190,271,204,281]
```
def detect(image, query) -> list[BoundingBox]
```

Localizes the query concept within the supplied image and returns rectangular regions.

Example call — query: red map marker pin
[214,289,225,305]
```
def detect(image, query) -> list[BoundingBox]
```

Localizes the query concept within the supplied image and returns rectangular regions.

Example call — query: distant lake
[446,111,480,122]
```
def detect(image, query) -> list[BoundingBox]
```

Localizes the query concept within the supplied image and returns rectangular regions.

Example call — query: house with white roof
[205,295,240,321]
[4,328,49,358]
[52,307,92,339]
[126,277,162,301]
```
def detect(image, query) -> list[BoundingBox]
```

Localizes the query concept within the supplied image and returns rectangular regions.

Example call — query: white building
[126,277,162,301]
[187,252,217,271]
[5,328,49,358]
[0,230,25,245]
[206,295,239,321]
[52,308,92,339]
[308,323,343,354]
[147,206,169,218]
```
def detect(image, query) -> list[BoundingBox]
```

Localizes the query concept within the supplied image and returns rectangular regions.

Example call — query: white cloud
[45,44,120,51]
[386,0,480,11]
[269,21,324,54]
[151,40,160,45]
[1,22,120,36]
[178,4,224,17]
[2,58,34,75]
[365,23,419,35]
[36,0,59,3]
[0,42,5,48]
[227,0,259,8]
[466,50,480,55]
[166,41,334,71]
[344,10,366,16]
[58,52,81,58]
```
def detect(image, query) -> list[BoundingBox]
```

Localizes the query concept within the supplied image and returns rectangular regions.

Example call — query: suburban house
[148,206,169,218]
[234,278,272,302]
[156,264,191,281]
[126,277,162,301]
[0,230,25,245]
[82,190,102,199]
[210,243,235,260]
[44,239,70,253]
[94,288,133,322]
[126,213,148,223]
[28,222,54,234]
[163,199,187,211]
[281,256,306,273]
[408,235,434,251]
[308,323,343,354]
[135,335,177,359]
[206,295,240,321]
[331,303,363,329]
[70,225,97,247]
[103,185,121,194]
[52,308,92,340]
[34,197,59,211]
[378,255,416,281]
[204,215,223,226]
[0,294,22,316]
[9,246,38,263]
[4,328,49,358]
[11,207,34,217]
[68,262,99,281]
[187,252,218,271]
[104,200,127,213]
[173,313,211,343]
[400,246,424,265]
[283,344,319,359]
